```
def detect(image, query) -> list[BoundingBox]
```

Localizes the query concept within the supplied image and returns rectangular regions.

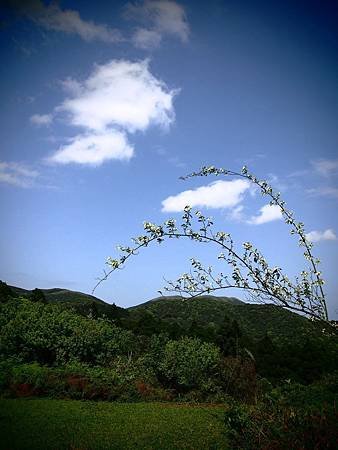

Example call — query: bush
[220,356,257,403]
[160,337,221,391]
[0,299,136,365]
[224,382,338,450]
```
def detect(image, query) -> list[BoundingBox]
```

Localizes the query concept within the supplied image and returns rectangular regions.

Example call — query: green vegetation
[7,283,126,319]
[130,295,321,342]
[0,281,337,448]
[0,399,226,450]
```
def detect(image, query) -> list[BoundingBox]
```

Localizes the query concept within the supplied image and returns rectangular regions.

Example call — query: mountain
[130,294,244,308]
[128,295,321,342]
[9,285,106,305]
[7,285,126,318]
[5,283,325,343]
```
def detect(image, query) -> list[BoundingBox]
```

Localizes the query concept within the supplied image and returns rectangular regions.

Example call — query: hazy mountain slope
[131,294,244,308]
[7,285,123,318]
[9,285,106,304]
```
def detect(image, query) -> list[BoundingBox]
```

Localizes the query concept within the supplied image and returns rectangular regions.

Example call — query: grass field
[0,399,227,450]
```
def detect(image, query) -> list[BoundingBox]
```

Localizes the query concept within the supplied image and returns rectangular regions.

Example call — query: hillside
[7,285,125,318]
[4,283,324,343]
[129,295,321,342]
[9,285,106,305]
[131,294,244,307]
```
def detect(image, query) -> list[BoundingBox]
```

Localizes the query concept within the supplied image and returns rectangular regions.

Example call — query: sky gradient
[1,0,338,318]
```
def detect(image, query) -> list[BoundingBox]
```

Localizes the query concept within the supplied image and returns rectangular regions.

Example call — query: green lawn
[0,399,227,450]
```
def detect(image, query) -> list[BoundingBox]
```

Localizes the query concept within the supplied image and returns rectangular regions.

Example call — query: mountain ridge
[4,282,322,342]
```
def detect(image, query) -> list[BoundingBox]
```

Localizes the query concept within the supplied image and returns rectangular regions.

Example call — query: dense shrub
[220,356,257,403]
[224,376,338,449]
[0,299,136,365]
[1,360,141,401]
[160,337,221,391]
[0,281,14,303]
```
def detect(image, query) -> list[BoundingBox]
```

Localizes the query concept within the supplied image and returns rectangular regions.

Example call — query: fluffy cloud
[248,204,283,225]
[126,0,189,49]
[305,229,337,243]
[45,59,177,165]
[0,161,39,188]
[7,0,121,43]
[59,59,177,133]
[49,131,133,166]
[161,180,250,213]
[30,113,53,126]
[311,159,338,177]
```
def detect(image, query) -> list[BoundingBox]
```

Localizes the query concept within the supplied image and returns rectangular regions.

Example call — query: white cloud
[58,59,177,133]
[126,0,189,49]
[44,59,178,165]
[307,186,338,199]
[0,161,39,188]
[11,0,121,43]
[248,204,283,225]
[30,113,53,126]
[306,229,337,243]
[48,131,133,166]
[161,179,250,213]
[311,159,338,177]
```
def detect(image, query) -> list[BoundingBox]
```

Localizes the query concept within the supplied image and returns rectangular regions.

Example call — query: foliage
[0,289,337,411]
[160,337,221,390]
[129,295,321,343]
[98,166,328,321]
[0,281,14,303]
[0,298,135,365]
[224,378,338,449]
[220,356,257,403]
[29,288,46,303]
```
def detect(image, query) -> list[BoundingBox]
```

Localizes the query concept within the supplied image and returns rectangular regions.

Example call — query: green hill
[8,285,126,319]
[4,282,326,343]
[128,295,322,343]
[10,285,106,304]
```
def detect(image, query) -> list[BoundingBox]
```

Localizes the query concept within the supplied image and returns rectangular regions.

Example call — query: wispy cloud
[161,179,250,213]
[306,186,338,199]
[7,0,122,43]
[0,161,39,188]
[155,148,185,168]
[125,0,189,50]
[311,158,338,177]
[228,205,245,222]
[46,59,178,165]
[30,113,53,126]
[132,28,162,50]
[305,229,337,243]
[248,204,283,225]
[7,1,190,50]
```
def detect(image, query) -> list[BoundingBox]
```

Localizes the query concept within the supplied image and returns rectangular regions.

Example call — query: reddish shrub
[10,383,36,397]
[66,375,89,391]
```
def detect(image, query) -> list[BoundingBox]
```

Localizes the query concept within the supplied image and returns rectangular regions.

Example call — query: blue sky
[1,0,338,318]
